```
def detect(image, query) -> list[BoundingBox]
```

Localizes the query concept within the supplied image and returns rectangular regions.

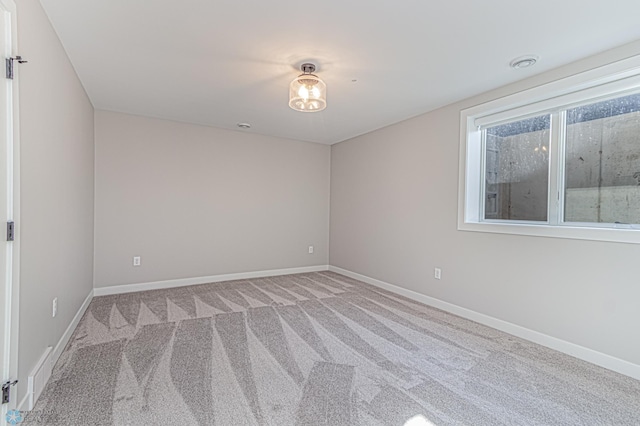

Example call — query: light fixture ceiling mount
[289,63,327,112]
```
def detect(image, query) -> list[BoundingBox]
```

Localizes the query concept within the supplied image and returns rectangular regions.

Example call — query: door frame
[1,0,20,420]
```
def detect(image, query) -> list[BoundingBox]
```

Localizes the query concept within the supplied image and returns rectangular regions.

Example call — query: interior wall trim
[52,290,94,363]
[18,289,94,411]
[328,265,640,381]
[93,265,330,297]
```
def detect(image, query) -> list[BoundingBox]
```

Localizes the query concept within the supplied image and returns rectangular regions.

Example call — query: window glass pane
[564,93,640,224]
[484,115,550,221]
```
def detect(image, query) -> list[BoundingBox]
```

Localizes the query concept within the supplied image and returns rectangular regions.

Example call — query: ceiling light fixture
[510,55,538,69]
[237,122,251,129]
[289,63,326,112]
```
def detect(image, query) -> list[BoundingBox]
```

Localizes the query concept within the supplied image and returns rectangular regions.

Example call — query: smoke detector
[510,55,538,69]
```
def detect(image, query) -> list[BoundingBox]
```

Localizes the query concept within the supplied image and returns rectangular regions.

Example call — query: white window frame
[458,55,640,244]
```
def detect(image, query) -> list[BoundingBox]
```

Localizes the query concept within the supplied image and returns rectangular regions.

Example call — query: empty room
[1,0,640,425]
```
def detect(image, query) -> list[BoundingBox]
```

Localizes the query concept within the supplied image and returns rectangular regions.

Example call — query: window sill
[458,221,640,245]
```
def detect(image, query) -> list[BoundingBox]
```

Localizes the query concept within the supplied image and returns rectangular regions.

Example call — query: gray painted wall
[330,42,640,366]
[16,0,94,402]
[94,111,330,288]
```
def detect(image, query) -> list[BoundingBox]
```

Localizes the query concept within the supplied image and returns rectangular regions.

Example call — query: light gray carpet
[25,272,640,425]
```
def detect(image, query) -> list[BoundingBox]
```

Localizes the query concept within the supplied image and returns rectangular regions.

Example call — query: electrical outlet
[52,298,58,318]
[308,245,314,254]
[434,268,442,280]
[133,256,141,266]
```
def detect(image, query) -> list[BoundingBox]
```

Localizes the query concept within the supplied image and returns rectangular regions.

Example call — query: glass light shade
[289,74,326,112]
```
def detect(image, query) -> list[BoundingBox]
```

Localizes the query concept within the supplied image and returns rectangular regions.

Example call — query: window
[564,94,640,225]
[459,55,640,244]
[484,115,550,222]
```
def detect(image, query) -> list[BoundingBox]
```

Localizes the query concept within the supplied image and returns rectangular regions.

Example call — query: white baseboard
[93,265,330,296]
[52,290,94,364]
[329,265,640,381]
[17,289,94,411]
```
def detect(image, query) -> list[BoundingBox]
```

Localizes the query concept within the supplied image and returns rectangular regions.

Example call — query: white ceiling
[39,0,640,145]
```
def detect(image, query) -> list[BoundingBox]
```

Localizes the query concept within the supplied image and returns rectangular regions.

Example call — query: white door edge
[1,0,20,424]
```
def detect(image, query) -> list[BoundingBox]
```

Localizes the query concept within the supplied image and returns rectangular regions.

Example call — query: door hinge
[6,221,14,241]
[2,380,18,404]
[5,56,27,80]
